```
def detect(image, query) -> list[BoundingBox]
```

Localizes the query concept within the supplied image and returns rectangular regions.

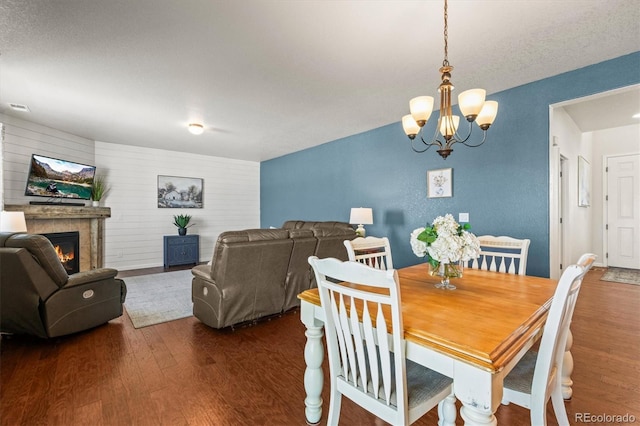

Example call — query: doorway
[549,84,640,279]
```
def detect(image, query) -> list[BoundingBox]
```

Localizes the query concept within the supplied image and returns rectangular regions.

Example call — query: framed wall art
[578,156,591,207]
[157,175,203,208]
[427,168,453,198]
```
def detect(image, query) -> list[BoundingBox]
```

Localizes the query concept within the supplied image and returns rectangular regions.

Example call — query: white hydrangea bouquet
[410,214,481,286]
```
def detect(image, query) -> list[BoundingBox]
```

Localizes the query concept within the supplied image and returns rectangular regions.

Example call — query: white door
[607,154,640,269]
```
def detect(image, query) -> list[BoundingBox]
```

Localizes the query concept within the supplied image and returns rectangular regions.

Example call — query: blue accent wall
[261,52,640,277]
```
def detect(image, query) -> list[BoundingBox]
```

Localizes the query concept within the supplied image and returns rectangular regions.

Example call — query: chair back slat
[376,303,393,404]
[481,256,489,271]
[362,302,380,398]
[344,237,394,270]
[329,291,351,381]
[469,235,531,276]
[350,298,369,392]
[489,256,498,272]
[337,292,359,384]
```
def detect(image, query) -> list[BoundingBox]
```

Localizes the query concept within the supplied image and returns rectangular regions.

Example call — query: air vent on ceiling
[9,103,30,112]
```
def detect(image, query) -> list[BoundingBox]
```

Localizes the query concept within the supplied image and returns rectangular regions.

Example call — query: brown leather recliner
[192,228,294,329]
[0,232,127,338]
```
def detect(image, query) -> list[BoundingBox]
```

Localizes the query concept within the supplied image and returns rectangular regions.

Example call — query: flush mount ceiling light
[188,123,204,135]
[401,0,499,159]
[9,103,30,112]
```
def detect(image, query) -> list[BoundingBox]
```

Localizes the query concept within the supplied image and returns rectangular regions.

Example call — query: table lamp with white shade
[349,207,373,237]
[0,211,28,232]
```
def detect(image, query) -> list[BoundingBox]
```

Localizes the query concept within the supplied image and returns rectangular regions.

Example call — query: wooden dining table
[298,263,559,425]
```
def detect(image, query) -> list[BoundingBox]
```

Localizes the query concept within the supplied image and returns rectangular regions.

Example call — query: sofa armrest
[63,268,119,288]
[192,264,214,284]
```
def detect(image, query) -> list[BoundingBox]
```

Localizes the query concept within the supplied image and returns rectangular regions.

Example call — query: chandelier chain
[443,0,449,66]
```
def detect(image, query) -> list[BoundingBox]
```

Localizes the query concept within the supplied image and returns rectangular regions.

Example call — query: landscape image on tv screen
[24,154,96,200]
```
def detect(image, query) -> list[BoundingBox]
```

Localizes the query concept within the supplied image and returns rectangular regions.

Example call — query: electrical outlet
[459,213,469,223]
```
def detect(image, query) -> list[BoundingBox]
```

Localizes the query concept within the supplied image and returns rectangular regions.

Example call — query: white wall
[551,107,594,270]
[95,141,259,270]
[590,123,640,265]
[1,114,261,271]
[1,123,4,209]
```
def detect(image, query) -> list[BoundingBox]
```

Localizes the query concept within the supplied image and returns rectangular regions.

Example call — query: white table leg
[562,328,574,400]
[455,362,499,426]
[438,391,457,426]
[301,302,325,425]
[460,404,497,426]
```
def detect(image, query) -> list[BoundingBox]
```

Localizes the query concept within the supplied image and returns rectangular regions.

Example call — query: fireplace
[4,204,111,271]
[42,231,80,275]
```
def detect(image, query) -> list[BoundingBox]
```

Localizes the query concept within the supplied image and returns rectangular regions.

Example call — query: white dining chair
[343,236,393,270]
[468,235,531,275]
[576,253,597,270]
[307,256,455,426]
[560,252,597,399]
[500,253,596,426]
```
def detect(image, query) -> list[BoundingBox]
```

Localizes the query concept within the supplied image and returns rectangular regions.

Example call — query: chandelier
[401,0,498,159]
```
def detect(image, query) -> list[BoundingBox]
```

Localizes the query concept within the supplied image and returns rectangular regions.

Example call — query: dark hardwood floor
[1,267,638,425]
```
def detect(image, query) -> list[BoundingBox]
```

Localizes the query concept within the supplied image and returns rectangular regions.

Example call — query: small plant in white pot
[91,176,110,207]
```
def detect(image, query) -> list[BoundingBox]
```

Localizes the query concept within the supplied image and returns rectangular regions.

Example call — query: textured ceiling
[1,0,639,162]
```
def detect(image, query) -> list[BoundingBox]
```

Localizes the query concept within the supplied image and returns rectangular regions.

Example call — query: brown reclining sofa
[191,221,356,329]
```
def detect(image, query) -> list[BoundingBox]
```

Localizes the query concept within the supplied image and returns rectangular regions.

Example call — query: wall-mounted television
[24,154,96,201]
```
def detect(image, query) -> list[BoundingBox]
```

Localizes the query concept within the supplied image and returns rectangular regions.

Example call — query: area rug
[123,269,193,328]
[600,267,640,285]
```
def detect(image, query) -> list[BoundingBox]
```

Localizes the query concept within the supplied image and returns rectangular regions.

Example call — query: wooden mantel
[4,204,111,220]
[4,204,111,271]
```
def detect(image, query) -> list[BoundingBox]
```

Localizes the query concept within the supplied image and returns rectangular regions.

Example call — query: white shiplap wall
[1,114,96,206]
[0,114,261,271]
[96,142,260,270]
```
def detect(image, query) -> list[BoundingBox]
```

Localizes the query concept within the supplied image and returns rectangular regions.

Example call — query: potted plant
[91,175,110,207]
[173,213,194,236]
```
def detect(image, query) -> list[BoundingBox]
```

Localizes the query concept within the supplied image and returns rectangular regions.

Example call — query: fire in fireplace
[42,231,80,274]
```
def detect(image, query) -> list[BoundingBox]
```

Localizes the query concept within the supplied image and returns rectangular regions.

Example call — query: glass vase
[430,260,463,290]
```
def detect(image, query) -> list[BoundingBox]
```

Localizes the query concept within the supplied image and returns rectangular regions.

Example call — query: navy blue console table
[163,234,199,268]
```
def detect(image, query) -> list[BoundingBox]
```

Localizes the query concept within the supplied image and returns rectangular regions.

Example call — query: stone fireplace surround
[4,204,111,271]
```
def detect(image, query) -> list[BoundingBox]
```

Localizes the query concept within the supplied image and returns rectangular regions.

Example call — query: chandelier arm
[411,134,443,153]
[410,140,432,153]
[430,122,445,147]
[460,130,489,148]
[450,120,474,146]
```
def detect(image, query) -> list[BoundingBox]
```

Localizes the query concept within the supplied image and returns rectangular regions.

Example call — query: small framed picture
[578,156,591,207]
[427,168,453,198]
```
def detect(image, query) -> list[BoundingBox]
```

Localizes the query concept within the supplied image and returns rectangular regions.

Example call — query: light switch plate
[459,213,469,223]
